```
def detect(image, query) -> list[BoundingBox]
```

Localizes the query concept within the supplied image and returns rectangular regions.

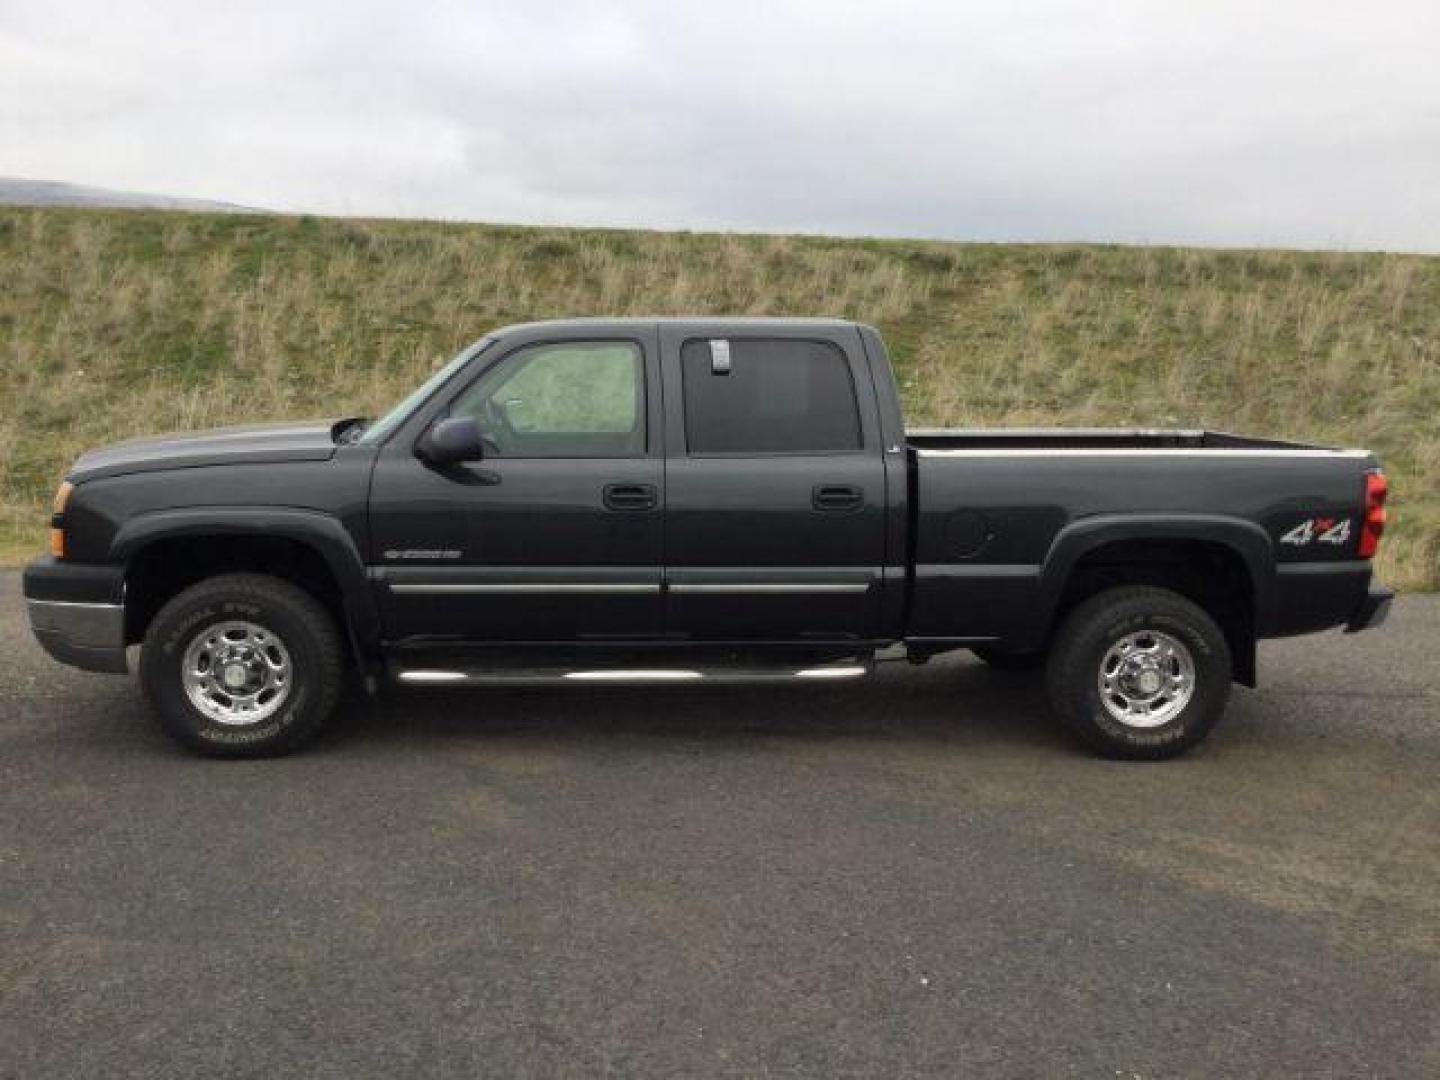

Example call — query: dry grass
[1,207,1436,588]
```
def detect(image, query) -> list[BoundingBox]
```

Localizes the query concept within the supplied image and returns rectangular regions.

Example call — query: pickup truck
[24,318,1393,759]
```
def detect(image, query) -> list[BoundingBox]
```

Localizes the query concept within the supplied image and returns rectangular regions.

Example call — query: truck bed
[905,428,1331,451]
[902,423,1375,648]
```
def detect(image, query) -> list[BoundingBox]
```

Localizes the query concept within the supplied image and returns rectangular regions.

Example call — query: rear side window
[680,338,862,454]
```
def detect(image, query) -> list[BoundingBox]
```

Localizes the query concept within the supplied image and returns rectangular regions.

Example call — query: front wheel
[140,573,343,757]
[1045,586,1232,760]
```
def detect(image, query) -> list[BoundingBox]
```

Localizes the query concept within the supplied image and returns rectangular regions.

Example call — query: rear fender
[1037,514,1272,680]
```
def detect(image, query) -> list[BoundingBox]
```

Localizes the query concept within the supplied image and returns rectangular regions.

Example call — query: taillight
[1358,471,1387,559]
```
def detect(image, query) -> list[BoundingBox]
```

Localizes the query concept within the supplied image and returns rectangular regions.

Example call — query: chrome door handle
[812,485,864,511]
[604,483,658,511]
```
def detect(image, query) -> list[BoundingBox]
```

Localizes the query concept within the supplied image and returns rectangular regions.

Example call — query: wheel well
[124,534,348,647]
[1052,539,1257,685]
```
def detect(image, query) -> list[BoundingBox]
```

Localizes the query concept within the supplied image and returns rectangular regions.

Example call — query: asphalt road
[1,573,1437,1079]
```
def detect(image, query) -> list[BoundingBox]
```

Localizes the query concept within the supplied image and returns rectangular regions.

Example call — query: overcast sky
[3,0,1438,251]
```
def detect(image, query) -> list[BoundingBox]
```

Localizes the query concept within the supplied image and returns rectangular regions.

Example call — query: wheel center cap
[222,663,249,689]
[1136,669,1162,695]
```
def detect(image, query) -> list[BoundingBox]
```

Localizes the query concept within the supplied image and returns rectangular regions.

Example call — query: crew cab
[24,318,1393,758]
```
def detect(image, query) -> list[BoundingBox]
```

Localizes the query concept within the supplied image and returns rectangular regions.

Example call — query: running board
[389,660,873,687]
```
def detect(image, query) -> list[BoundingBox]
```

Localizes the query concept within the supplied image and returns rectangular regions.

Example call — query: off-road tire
[140,573,343,757]
[1045,586,1231,760]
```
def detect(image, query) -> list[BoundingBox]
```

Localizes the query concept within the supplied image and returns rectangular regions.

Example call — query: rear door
[659,324,888,642]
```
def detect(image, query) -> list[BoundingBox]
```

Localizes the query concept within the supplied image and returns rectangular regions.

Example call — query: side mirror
[417,416,486,465]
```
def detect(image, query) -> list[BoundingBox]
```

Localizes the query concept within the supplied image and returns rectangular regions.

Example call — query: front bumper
[27,599,128,672]
[23,557,128,673]
[1345,584,1394,634]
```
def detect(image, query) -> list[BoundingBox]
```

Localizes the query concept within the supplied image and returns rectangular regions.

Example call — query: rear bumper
[1270,561,1375,637]
[1345,585,1394,634]
[23,557,128,674]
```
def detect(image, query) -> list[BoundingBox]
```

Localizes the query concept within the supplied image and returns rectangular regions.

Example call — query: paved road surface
[1,572,1436,1078]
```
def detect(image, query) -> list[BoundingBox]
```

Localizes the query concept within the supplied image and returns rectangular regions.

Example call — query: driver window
[449,341,645,457]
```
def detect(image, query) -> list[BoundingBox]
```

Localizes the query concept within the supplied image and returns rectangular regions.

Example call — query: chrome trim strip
[397,670,471,682]
[794,665,868,679]
[395,663,873,686]
[25,599,123,611]
[389,583,659,595]
[1275,560,1373,577]
[667,582,869,595]
[915,563,1041,579]
[564,670,704,681]
[915,447,1368,459]
[391,581,868,596]
[908,426,1208,439]
[26,598,127,661]
[27,599,126,636]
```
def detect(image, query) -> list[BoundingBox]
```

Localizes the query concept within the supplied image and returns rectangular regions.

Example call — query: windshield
[358,337,492,445]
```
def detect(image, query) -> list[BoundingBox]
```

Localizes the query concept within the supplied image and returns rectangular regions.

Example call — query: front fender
[110,507,381,657]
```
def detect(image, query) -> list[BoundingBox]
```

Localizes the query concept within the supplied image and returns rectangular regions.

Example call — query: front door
[369,330,664,643]
[659,325,888,642]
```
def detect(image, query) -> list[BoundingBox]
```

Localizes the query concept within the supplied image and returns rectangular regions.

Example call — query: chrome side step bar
[390,660,873,687]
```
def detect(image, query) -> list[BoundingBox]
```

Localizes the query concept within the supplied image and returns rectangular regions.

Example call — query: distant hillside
[0,206,1435,587]
[0,178,256,213]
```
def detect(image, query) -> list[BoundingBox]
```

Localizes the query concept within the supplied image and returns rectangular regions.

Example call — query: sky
[3,0,1439,251]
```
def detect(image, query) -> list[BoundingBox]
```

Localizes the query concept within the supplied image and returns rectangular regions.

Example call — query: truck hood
[68,419,346,483]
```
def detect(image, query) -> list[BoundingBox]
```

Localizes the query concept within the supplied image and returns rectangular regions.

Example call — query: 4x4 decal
[1280,517,1352,547]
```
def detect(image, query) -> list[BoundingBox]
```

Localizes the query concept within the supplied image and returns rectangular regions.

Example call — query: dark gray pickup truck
[24,318,1392,758]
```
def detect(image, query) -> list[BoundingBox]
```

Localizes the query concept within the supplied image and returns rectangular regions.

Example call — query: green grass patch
[0,205,1436,589]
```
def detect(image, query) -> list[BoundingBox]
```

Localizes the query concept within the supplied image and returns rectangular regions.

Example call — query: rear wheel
[140,573,343,757]
[1045,586,1231,760]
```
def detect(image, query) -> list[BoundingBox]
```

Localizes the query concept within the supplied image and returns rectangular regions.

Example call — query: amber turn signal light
[49,480,74,559]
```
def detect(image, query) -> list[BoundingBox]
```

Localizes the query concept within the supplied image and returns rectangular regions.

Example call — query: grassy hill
[1,207,1436,589]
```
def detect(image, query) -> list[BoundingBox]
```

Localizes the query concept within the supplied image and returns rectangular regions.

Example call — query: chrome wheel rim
[181,620,293,726]
[1097,629,1196,728]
